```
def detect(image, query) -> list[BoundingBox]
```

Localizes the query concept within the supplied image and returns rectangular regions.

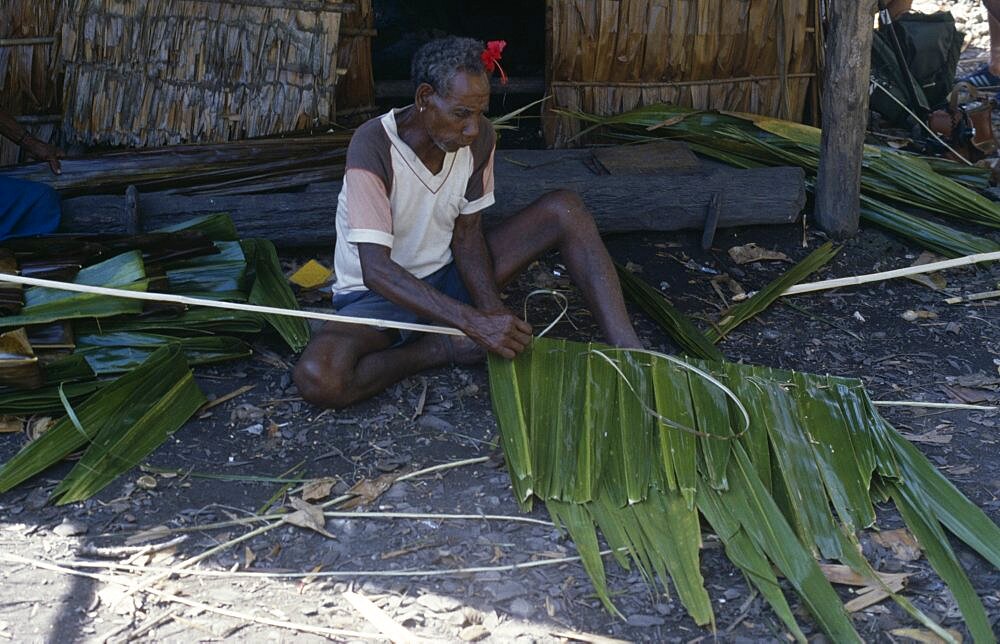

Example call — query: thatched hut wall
[0,2,63,165]
[546,0,822,146]
[336,0,376,120]
[59,0,349,147]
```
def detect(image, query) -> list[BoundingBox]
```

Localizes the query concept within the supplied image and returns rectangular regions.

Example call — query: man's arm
[0,109,64,174]
[451,212,505,312]
[358,243,532,359]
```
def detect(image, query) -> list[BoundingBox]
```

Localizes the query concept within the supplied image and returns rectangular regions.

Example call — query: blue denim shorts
[332,262,471,344]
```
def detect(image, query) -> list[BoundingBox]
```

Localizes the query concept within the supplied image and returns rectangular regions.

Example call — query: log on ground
[59,150,806,247]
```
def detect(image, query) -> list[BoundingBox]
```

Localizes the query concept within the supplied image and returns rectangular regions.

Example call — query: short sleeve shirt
[332,108,496,294]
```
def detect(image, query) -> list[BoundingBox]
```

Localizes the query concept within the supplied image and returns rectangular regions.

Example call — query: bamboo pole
[780,251,1000,296]
[0,273,463,337]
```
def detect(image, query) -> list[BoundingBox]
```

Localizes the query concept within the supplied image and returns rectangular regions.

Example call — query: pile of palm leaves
[489,337,1000,641]
[0,214,309,503]
[566,105,1000,258]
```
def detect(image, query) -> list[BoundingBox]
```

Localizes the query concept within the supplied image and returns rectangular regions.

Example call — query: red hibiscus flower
[481,40,508,85]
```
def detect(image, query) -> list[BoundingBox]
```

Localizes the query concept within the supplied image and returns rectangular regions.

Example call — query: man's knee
[538,189,597,235]
[293,354,355,409]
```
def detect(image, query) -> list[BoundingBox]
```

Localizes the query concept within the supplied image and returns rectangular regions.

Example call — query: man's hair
[411,36,486,95]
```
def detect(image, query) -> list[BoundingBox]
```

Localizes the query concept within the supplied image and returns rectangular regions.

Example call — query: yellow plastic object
[289,259,333,289]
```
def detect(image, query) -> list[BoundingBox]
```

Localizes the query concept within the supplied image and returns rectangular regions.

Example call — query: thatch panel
[0,2,63,166]
[547,0,821,146]
[335,0,375,117]
[60,0,344,147]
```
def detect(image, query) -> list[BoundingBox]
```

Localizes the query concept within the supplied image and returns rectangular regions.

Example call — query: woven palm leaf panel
[0,2,63,166]
[546,0,821,146]
[59,0,348,147]
[335,0,376,119]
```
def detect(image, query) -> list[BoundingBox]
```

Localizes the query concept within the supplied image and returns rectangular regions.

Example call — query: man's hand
[462,308,533,359]
[21,137,65,175]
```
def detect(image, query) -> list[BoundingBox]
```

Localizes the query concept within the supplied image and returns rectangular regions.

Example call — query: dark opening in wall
[372,0,545,88]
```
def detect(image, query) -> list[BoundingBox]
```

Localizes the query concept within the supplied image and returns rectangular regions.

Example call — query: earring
[419,106,425,113]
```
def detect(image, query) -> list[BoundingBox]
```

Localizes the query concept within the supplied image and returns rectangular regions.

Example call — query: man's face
[423,70,490,153]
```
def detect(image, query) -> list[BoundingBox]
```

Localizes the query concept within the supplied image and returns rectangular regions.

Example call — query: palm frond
[0,345,203,496]
[488,338,1000,640]
[706,243,840,343]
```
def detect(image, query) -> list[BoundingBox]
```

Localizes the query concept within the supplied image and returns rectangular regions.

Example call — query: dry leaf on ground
[338,472,403,510]
[890,627,964,644]
[871,529,922,562]
[283,497,334,538]
[301,477,337,502]
[728,243,790,264]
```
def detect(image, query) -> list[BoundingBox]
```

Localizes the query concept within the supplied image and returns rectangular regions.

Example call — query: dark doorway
[371,0,546,99]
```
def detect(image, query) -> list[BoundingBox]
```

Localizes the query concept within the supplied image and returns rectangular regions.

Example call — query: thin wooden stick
[121,457,490,601]
[944,289,1000,304]
[0,273,463,337]
[125,509,551,542]
[34,550,617,579]
[873,400,998,412]
[780,251,1000,296]
[0,554,380,640]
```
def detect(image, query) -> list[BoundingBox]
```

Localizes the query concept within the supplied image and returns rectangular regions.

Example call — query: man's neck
[394,106,446,172]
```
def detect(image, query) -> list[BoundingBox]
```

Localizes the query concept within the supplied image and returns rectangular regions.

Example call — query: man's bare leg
[294,322,478,408]
[485,189,641,348]
[294,189,639,408]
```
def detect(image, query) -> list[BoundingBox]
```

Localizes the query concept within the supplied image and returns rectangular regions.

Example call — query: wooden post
[814,0,876,238]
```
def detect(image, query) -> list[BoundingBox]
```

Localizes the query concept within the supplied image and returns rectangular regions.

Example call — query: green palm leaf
[488,337,1000,640]
[0,345,203,496]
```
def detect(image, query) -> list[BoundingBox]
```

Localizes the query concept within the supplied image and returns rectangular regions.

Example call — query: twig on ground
[944,289,1000,304]
[0,553,380,640]
[36,549,617,580]
[873,400,998,412]
[197,384,255,414]
[120,457,491,601]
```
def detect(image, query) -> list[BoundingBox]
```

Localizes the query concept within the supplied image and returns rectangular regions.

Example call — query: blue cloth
[0,176,60,240]
[332,262,471,344]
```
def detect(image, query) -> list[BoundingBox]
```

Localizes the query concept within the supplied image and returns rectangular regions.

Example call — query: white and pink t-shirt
[332,108,496,295]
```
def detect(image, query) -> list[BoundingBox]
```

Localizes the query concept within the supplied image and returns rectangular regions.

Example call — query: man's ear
[414,82,436,111]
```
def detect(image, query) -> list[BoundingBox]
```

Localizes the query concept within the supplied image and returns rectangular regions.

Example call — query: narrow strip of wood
[0,273,464,337]
[0,37,56,47]
[342,591,419,643]
[781,251,1000,296]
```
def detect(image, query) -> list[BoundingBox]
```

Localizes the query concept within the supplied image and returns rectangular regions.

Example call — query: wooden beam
[814,0,877,238]
[0,37,56,47]
[194,0,355,11]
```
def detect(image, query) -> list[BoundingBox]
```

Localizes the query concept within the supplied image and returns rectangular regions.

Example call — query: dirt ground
[3,10,1000,643]
[0,211,998,642]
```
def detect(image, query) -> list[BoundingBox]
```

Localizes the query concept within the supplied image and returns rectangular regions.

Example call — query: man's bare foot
[437,334,486,365]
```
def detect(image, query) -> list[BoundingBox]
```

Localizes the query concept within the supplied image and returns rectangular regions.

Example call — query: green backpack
[869,11,963,126]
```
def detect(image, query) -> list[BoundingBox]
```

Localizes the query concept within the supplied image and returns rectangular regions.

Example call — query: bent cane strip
[0,273,465,337]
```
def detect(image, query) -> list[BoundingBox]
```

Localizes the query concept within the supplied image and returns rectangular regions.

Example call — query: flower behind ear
[481,40,508,85]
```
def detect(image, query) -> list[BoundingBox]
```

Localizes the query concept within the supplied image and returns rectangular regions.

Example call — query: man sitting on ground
[294,36,642,408]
